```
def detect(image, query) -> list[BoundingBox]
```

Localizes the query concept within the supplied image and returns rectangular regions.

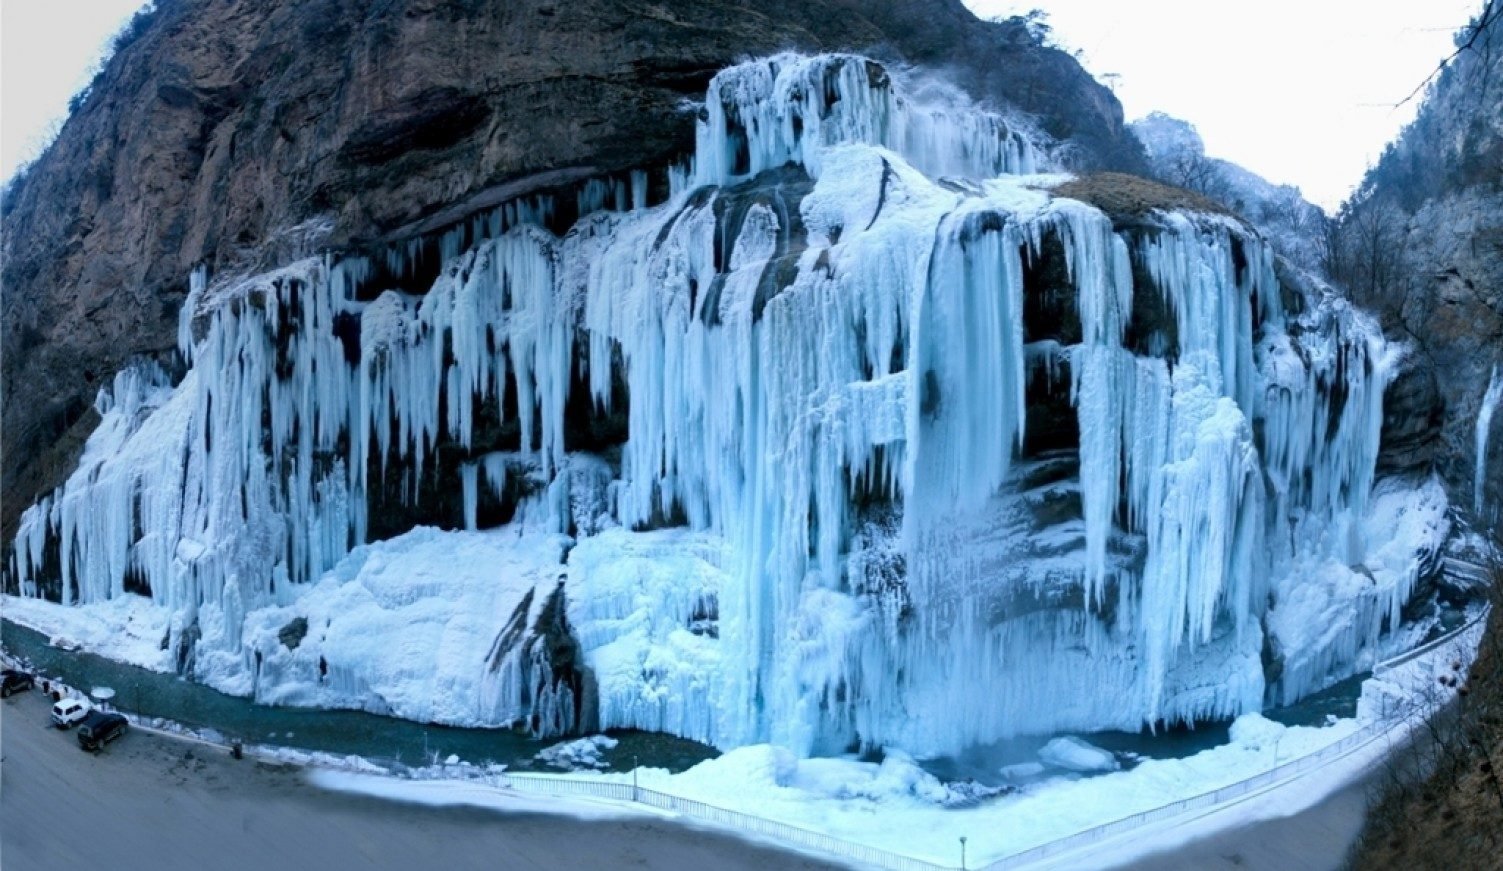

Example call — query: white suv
[50,697,91,729]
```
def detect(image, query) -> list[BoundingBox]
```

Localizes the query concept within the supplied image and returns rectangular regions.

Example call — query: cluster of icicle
[1477,366,1503,520]
[11,53,1402,756]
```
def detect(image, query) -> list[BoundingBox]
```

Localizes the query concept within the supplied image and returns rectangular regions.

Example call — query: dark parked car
[0,669,35,697]
[76,711,128,752]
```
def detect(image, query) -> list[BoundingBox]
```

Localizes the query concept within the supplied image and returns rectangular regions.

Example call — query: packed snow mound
[228,527,577,731]
[7,52,1447,758]
[1037,736,1119,773]
[673,745,801,791]
[1228,713,1288,752]
[536,735,619,771]
[671,745,995,807]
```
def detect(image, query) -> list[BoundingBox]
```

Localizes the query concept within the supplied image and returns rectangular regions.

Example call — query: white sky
[1,0,148,181]
[0,1,1487,210]
[965,0,1486,209]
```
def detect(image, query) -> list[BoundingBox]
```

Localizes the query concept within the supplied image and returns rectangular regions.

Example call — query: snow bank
[227,526,573,729]
[310,769,655,822]
[569,714,1360,867]
[536,735,619,771]
[1,592,171,673]
[1038,736,1119,773]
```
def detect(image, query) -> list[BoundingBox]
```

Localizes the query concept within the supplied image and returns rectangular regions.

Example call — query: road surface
[1120,777,1369,870]
[0,687,836,871]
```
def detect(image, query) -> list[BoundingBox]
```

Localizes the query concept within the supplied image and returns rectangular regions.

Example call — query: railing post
[632,755,639,802]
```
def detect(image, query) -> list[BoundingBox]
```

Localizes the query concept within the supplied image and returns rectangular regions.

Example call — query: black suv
[0,669,35,697]
[76,711,129,752]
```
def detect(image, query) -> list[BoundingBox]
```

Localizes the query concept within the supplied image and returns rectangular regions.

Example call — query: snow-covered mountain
[6,53,1449,760]
[1132,112,1328,274]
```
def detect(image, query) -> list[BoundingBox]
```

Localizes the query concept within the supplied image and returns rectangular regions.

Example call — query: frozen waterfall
[7,53,1443,756]
[1477,366,1503,519]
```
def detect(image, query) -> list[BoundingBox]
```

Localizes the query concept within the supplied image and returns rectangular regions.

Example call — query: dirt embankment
[1350,601,1503,868]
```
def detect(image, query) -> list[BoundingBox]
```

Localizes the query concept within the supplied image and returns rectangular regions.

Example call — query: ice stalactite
[694,53,1035,189]
[1256,284,1406,704]
[460,453,515,532]
[1476,365,1503,519]
[566,529,727,744]
[9,52,1438,755]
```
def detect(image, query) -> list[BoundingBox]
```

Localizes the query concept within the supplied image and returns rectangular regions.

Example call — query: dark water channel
[4,614,1372,786]
[1,618,715,773]
[923,671,1366,788]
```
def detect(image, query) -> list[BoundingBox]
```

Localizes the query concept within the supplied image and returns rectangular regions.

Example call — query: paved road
[1121,777,1369,870]
[0,688,837,871]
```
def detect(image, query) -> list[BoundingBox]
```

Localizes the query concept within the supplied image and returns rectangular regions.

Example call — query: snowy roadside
[340,612,1487,871]
[0,643,668,830]
[0,612,1485,871]
[1040,614,1490,870]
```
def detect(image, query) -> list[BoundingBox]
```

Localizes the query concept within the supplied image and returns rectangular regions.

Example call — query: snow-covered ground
[305,614,1485,870]
[8,597,1482,871]
[1,591,171,671]
[309,769,661,822]
[547,715,1364,867]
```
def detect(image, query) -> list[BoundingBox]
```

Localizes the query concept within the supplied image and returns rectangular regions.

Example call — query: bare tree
[1325,197,1413,313]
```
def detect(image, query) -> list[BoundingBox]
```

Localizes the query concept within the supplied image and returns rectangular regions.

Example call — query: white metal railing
[1373,607,1491,676]
[503,771,952,871]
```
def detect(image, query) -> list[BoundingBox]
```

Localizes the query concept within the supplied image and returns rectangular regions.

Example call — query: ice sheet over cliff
[8,53,1447,757]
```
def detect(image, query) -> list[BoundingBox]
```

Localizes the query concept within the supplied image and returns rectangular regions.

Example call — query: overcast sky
[965,0,1485,209]
[1,0,147,181]
[0,1,1488,210]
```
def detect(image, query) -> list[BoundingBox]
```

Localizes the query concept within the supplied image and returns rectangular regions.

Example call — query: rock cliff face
[1347,7,1503,869]
[1328,12,1503,521]
[0,0,1145,537]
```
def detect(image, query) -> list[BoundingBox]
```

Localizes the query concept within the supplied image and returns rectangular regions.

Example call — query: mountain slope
[1345,4,1503,867]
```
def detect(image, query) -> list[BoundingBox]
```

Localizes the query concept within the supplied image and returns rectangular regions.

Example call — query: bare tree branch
[1398,0,1503,107]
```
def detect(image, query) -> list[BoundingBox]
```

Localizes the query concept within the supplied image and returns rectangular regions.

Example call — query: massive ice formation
[7,54,1446,755]
[1477,366,1503,519]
